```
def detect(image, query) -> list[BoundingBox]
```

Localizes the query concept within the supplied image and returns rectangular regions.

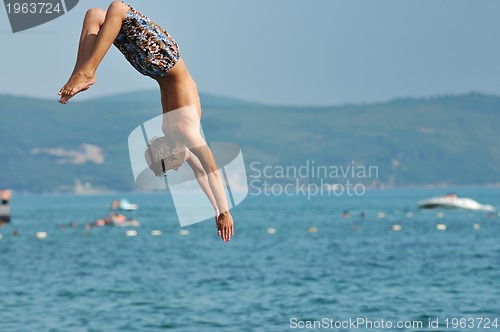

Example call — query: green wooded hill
[0,91,498,192]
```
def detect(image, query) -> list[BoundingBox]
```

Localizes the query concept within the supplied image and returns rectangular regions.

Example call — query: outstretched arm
[189,142,234,242]
[162,105,234,242]
[173,126,233,241]
[185,150,219,216]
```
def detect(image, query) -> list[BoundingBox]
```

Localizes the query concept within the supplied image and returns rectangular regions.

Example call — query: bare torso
[156,58,202,117]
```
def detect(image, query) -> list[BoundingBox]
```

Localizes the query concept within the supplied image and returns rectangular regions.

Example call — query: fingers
[223,223,232,242]
[217,224,228,242]
[215,213,234,243]
[215,216,221,238]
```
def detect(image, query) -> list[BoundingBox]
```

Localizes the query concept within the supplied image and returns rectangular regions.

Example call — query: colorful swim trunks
[113,4,180,78]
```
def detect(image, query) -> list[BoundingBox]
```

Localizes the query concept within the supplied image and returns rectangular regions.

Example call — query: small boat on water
[418,193,495,212]
[119,199,138,211]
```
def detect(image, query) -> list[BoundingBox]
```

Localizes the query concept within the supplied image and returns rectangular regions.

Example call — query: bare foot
[58,71,96,104]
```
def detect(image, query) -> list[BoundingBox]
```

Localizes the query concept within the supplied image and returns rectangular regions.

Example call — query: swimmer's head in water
[145,136,187,175]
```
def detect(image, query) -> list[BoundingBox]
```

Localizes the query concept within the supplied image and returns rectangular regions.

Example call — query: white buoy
[267,227,277,234]
[436,224,447,231]
[179,229,190,236]
[36,232,48,239]
[405,212,413,218]
[126,230,137,237]
[473,223,480,230]
[151,230,162,236]
[392,224,402,231]
[0,233,2,240]
[377,212,385,219]
[308,226,318,233]
[437,212,445,218]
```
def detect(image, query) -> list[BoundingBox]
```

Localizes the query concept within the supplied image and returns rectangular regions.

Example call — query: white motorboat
[418,194,495,212]
[119,199,138,211]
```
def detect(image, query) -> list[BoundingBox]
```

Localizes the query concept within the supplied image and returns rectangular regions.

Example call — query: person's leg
[70,8,106,76]
[59,1,129,104]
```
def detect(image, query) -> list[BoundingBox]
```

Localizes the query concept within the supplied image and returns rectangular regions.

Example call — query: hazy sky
[1,0,499,106]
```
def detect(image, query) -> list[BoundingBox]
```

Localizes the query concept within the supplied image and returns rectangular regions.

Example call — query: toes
[59,93,70,104]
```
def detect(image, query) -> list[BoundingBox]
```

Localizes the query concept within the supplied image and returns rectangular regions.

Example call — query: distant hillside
[0,91,499,192]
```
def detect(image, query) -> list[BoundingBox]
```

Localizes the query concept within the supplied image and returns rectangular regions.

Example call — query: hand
[216,211,234,242]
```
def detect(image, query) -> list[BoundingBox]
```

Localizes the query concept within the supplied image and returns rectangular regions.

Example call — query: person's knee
[85,8,106,24]
[107,1,129,18]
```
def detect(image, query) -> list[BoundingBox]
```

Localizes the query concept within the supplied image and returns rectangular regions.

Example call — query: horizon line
[0,90,498,109]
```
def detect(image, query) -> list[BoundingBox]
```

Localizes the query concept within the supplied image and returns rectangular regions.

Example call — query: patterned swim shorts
[113,4,180,78]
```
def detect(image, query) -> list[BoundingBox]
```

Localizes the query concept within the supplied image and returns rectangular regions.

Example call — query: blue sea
[0,187,499,332]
